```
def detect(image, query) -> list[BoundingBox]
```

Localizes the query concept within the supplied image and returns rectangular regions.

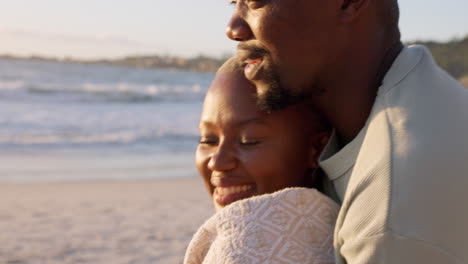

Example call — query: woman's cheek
[195,147,213,195]
[237,146,264,166]
[195,146,206,174]
[238,147,276,192]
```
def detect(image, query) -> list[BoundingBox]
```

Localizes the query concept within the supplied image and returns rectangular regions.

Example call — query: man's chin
[256,91,289,112]
[256,88,312,112]
[249,64,310,111]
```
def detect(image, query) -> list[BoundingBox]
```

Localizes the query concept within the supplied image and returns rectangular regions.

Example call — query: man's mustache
[237,43,269,58]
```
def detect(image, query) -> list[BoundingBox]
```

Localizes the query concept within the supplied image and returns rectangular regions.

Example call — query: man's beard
[255,65,311,112]
[237,42,312,111]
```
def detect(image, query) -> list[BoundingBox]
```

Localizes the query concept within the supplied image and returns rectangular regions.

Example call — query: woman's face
[196,71,321,210]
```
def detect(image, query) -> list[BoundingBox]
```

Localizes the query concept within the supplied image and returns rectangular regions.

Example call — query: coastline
[0,177,214,264]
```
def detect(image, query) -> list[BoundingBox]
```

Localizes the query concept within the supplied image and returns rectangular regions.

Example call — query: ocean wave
[0,60,206,153]
[0,80,25,90]
[0,59,213,104]
[0,131,198,147]
[1,81,206,103]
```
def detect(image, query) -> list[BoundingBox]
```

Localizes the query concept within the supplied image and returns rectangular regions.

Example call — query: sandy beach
[0,178,214,264]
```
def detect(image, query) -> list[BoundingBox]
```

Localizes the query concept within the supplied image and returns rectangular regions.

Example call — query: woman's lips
[213,184,257,207]
[244,58,264,80]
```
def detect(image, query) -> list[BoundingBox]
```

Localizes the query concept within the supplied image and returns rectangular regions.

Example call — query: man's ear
[308,131,331,169]
[337,0,371,22]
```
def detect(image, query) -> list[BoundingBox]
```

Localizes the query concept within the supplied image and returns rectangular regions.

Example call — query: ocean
[0,58,214,183]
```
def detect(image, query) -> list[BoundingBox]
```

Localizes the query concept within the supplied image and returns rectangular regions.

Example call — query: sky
[0,0,467,59]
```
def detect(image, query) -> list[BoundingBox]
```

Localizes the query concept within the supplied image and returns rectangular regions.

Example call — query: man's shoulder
[372,44,468,170]
[377,44,468,179]
[381,44,467,101]
[338,46,468,259]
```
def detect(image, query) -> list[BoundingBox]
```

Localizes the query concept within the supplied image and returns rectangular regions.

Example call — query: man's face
[226,0,340,110]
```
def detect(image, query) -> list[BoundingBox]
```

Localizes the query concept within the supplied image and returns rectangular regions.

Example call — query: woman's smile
[213,184,257,207]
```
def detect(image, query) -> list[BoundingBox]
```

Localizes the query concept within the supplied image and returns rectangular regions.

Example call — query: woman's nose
[207,144,237,172]
[225,10,253,41]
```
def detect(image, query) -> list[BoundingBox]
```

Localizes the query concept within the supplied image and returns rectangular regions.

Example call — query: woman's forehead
[209,71,256,96]
[203,72,259,115]
[199,90,264,129]
[201,71,314,131]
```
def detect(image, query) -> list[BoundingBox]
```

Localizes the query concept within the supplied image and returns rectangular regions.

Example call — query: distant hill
[102,37,468,81]
[460,76,468,88]
[0,54,228,73]
[93,34,468,88]
[94,55,228,72]
[1,35,467,88]
[409,36,468,84]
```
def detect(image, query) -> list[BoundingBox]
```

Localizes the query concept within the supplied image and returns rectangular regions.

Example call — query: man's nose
[207,143,237,172]
[225,11,253,41]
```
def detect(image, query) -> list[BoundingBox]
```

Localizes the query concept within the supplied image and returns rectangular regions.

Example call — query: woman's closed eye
[199,137,218,146]
[239,137,261,146]
[246,0,267,9]
[229,0,266,8]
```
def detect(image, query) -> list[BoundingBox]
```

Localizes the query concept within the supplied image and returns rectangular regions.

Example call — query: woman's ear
[308,131,331,169]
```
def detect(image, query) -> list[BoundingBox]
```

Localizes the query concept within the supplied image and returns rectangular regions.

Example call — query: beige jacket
[320,45,468,263]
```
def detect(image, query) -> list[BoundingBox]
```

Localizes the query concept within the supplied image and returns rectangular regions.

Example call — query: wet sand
[0,178,213,264]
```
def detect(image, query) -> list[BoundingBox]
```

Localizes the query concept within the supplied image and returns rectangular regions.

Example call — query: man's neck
[314,40,403,147]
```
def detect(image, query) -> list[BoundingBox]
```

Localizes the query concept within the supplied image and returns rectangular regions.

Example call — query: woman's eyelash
[240,140,260,146]
[199,138,218,145]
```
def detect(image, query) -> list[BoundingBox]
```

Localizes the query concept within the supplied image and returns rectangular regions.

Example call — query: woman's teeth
[217,185,254,195]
